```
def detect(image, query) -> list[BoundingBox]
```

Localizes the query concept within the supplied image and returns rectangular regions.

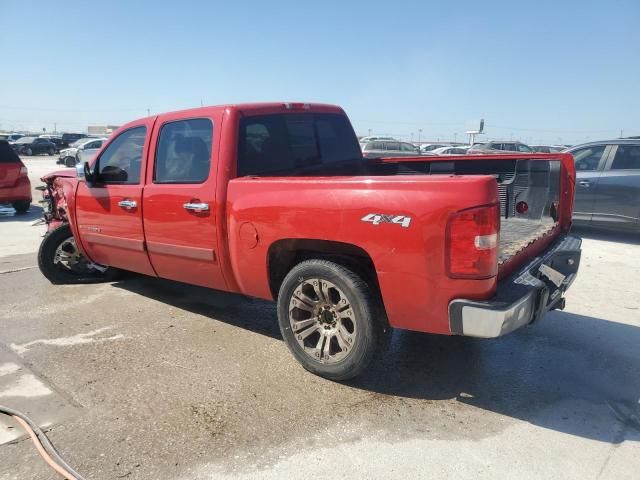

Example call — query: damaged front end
[37,170,77,233]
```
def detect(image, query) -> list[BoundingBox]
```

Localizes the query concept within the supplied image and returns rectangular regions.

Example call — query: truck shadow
[112,274,281,339]
[112,275,639,444]
[351,310,640,443]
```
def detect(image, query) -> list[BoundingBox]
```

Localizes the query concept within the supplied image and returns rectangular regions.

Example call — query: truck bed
[376,155,565,272]
[499,217,557,265]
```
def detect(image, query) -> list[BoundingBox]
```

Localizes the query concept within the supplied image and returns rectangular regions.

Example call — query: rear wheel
[24,147,32,156]
[12,200,30,214]
[48,147,55,156]
[277,259,380,381]
[38,224,118,284]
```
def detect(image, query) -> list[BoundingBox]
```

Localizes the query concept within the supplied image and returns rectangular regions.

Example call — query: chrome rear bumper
[449,235,582,338]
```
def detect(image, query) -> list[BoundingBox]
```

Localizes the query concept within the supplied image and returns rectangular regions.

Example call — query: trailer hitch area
[538,263,566,288]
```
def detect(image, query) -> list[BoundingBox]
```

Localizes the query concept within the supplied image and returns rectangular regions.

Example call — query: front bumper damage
[449,235,582,338]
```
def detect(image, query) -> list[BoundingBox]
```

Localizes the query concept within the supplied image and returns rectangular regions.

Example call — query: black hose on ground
[0,404,86,480]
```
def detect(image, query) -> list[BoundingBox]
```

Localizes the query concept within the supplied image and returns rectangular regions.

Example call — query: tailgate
[378,153,576,277]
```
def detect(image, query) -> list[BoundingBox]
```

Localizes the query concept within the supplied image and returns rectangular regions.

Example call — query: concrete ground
[0,156,639,479]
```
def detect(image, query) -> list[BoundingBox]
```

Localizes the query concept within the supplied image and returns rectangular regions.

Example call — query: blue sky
[1,0,638,144]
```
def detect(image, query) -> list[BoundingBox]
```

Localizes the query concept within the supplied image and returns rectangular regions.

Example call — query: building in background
[87,125,119,135]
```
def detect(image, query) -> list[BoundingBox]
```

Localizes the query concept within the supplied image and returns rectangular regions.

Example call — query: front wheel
[24,147,32,156]
[38,224,118,284]
[277,259,380,381]
[48,147,55,156]
[64,156,76,168]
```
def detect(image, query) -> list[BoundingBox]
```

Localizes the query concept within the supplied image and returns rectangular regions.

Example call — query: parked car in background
[467,141,533,154]
[361,140,421,158]
[57,138,108,167]
[77,137,107,164]
[531,145,566,153]
[40,134,65,153]
[420,143,451,153]
[61,132,88,148]
[431,146,470,155]
[0,140,31,213]
[358,136,396,143]
[0,133,24,143]
[10,136,57,156]
[569,139,640,232]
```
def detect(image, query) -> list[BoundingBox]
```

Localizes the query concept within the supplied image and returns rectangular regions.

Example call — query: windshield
[15,137,36,144]
[237,113,362,176]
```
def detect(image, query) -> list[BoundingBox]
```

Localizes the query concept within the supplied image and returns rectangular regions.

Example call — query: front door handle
[578,180,591,188]
[118,199,137,209]
[183,202,209,212]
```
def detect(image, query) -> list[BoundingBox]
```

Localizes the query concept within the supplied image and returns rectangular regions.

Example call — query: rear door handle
[118,199,137,209]
[578,180,591,188]
[183,202,209,212]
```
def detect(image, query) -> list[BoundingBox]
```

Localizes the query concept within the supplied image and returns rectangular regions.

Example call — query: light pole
[368,129,371,136]
[418,129,422,144]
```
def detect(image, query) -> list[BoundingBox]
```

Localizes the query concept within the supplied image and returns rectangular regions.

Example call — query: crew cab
[37,103,581,380]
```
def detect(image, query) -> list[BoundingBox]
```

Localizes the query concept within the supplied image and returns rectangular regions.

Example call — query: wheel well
[267,239,382,301]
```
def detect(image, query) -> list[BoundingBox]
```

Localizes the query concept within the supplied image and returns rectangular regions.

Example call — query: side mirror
[80,162,96,185]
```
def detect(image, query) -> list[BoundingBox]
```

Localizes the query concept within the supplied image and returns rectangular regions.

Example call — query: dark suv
[468,141,533,154]
[569,139,640,232]
[10,137,57,156]
[61,133,87,148]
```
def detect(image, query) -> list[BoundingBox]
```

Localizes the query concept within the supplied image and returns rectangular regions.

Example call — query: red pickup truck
[37,103,582,380]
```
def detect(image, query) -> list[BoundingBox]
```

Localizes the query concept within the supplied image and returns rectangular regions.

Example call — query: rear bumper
[449,235,581,338]
[0,177,32,203]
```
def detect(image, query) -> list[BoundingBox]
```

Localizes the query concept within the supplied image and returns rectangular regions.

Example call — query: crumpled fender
[40,172,90,260]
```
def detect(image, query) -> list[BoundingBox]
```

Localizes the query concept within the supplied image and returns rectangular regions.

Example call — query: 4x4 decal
[361,213,412,228]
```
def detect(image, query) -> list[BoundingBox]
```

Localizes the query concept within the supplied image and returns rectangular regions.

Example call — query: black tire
[277,259,380,381]
[38,224,119,284]
[12,200,31,214]
[48,147,55,156]
[64,156,76,168]
[25,147,32,156]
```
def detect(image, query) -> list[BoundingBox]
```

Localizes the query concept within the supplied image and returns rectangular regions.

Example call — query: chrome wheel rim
[54,237,96,274]
[289,278,357,364]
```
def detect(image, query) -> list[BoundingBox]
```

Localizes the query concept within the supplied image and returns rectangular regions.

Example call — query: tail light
[19,166,28,175]
[446,203,500,279]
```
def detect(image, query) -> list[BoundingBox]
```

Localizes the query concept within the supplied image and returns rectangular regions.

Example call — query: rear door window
[154,118,213,183]
[610,145,640,170]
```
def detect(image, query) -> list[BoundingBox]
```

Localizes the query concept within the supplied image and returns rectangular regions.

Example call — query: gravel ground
[0,156,638,479]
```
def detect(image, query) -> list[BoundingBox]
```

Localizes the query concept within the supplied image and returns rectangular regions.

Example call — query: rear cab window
[237,113,361,176]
